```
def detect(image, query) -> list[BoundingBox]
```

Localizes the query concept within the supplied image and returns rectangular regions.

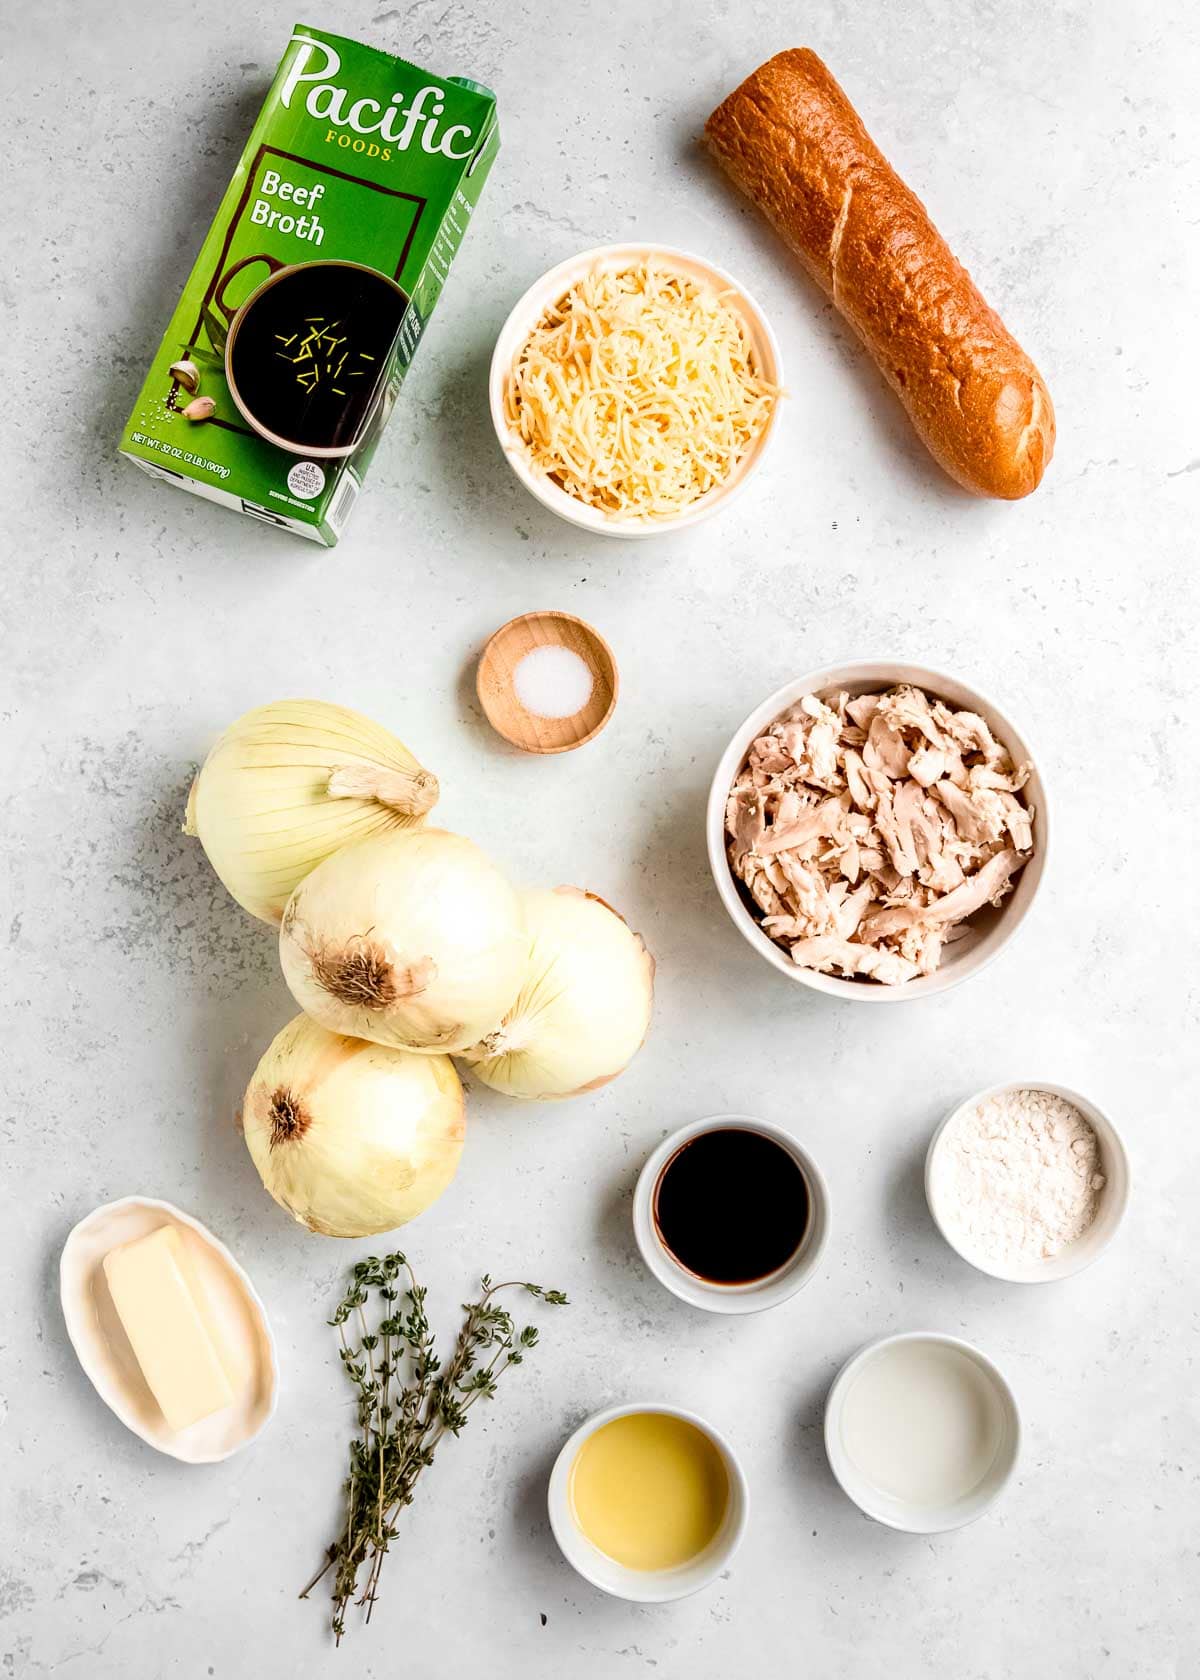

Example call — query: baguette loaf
[705,50,1054,498]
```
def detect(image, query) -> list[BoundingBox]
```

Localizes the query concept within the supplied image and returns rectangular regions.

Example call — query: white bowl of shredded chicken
[707,663,1049,1000]
[489,244,782,535]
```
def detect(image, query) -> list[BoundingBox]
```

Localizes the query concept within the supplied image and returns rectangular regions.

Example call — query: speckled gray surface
[3,2,1198,1675]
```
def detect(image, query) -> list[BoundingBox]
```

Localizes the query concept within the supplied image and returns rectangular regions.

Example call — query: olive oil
[653,1126,810,1284]
[569,1412,728,1571]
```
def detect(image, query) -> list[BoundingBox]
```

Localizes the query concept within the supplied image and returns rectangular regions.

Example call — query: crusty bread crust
[705,49,1054,498]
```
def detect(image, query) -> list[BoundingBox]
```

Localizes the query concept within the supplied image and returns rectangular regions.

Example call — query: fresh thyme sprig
[300,1252,568,1643]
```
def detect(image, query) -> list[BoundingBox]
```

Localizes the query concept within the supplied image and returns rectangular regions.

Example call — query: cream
[840,1340,1005,1507]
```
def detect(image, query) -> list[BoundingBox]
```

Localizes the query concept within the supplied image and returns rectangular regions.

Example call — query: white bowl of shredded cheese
[489,243,783,536]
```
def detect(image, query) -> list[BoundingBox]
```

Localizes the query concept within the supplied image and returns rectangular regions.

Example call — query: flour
[931,1088,1107,1266]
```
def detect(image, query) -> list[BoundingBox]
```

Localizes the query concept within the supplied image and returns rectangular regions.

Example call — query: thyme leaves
[301,1253,567,1643]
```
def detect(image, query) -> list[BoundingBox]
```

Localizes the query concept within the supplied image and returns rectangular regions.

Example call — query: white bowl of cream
[824,1332,1020,1533]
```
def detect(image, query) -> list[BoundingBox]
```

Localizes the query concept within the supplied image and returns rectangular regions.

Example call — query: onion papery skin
[241,1013,465,1237]
[459,886,654,1100]
[279,828,528,1055]
[185,699,439,925]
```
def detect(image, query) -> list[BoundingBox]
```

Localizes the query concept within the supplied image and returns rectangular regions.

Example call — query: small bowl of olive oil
[547,1403,749,1601]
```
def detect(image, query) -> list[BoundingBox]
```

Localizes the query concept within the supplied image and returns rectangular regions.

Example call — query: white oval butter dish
[60,1196,278,1463]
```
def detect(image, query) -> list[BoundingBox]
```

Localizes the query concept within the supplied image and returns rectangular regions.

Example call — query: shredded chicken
[726,684,1035,985]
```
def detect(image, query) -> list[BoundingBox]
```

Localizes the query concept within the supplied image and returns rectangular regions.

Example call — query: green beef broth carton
[120,25,499,544]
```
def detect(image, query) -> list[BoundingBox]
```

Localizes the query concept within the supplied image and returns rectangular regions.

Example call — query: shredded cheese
[503,264,778,520]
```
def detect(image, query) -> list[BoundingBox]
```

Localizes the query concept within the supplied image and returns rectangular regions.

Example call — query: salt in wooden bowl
[476,611,618,754]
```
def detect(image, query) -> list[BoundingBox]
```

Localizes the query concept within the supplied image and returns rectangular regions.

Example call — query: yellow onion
[240,1013,464,1237]
[460,887,654,1099]
[280,828,527,1055]
[184,699,439,925]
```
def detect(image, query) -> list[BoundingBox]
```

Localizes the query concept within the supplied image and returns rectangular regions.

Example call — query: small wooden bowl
[476,612,618,754]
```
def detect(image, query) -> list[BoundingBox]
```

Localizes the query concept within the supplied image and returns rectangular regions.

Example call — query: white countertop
[3,2,1197,1675]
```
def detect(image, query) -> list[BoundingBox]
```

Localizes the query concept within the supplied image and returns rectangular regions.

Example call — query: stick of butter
[102,1225,236,1432]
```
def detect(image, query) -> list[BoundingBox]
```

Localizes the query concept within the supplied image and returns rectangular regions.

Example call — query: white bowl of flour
[925,1082,1130,1283]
